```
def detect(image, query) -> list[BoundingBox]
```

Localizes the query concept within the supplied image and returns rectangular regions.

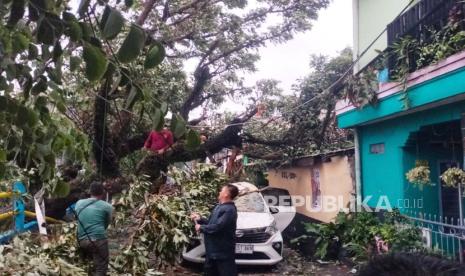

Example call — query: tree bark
[137,0,157,25]
[93,75,120,178]
[180,66,210,120]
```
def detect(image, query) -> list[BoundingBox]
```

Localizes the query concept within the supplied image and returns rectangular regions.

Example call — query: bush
[292,210,423,261]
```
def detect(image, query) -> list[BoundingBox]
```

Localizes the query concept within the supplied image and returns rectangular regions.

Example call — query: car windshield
[234,192,266,212]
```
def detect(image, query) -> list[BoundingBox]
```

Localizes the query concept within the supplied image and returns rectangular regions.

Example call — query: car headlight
[265,221,278,236]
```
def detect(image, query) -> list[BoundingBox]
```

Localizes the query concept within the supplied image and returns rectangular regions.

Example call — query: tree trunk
[93,75,120,178]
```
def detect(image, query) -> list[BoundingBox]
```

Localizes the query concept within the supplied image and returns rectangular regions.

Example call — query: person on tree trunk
[143,127,174,154]
[75,182,113,276]
[190,184,239,276]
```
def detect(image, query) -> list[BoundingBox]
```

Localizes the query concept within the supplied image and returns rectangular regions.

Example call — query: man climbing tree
[143,127,174,154]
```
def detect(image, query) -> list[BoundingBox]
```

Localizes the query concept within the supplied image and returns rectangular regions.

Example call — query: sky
[221,0,353,112]
[245,0,353,93]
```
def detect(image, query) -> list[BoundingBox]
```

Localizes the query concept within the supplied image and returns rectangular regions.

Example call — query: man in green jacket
[75,182,113,276]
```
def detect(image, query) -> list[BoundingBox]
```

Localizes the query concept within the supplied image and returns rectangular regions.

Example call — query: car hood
[237,212,274,229]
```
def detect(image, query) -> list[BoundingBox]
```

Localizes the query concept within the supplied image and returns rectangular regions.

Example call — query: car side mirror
[269,206,279,214]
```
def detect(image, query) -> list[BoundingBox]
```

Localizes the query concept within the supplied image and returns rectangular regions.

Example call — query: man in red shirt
[143,127,174,154]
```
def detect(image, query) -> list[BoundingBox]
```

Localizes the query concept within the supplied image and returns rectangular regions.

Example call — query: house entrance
[404,120,463,217]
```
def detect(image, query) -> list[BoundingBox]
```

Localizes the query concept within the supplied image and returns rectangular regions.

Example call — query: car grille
[235,252,270,260]
[236,227,271,244]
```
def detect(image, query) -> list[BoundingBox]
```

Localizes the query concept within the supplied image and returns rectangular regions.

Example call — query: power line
[286,0,416,114]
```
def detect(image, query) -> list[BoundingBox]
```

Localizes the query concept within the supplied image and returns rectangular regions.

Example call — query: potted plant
[405,160,431,189]
[440,167,465,188]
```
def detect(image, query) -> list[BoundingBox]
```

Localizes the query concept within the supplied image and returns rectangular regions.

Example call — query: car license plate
[235,244,254,254]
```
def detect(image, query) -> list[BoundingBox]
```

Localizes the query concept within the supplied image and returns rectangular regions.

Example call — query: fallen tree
[0,164,227,275]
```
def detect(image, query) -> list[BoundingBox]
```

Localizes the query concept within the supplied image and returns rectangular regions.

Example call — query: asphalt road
[171,248,354,276]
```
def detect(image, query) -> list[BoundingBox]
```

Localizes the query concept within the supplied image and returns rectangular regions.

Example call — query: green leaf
[160,102,168,115]
[56,101,66,113]
[0,149,6,162]
[41,45,51,60]
[28,44,38,60]
[62,11,77,22]
[67,21,83,42]
[6,98,17,114]
[22,75,33,100]
[125,0,134,8]
[52,42,63,61]
[47,67,62,85]
[117,24,146,63]
[79,22,92,41]
[185,129,201,151]
[0,96,6,110]
[37,142,52,156]
[16,106,29,126]
[144,42,165,69]
[125,85,142,109]
[0,77,8,91]
[0,163,5,179]
[170,114,187,139]
[53,181,70,198]
[31,76,48,95]
[82,43,108,82]
[78,0,90,17]
[152,108,164,131]
[27,109,39,127]
[70,56,81,71]
[37,18,56,45]
[7,0,25,27]
[5,64,17,80]
[12,33,29,53]
[101,6,124,40]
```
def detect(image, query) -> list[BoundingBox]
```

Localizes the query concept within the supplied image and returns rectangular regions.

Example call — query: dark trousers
[79,239,109,276]
[204,258,237,276]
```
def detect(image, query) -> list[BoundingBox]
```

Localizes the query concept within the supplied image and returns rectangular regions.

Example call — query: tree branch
[243,151,283,161]
[137,0,158,25]
[180,66,210,119]
[242,133,288,147]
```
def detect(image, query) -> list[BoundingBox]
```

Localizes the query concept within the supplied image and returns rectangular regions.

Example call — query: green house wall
[359,101,465,215]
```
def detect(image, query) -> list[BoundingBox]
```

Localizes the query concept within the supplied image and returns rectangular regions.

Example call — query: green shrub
[292,210,423,261]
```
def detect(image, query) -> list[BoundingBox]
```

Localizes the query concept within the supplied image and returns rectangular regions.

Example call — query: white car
[183,182,296,265]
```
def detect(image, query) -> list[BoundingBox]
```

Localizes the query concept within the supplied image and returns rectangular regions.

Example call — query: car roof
[231,182,259,194]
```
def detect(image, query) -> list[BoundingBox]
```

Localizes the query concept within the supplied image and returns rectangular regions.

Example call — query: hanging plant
[406,160,431,187]
[440,167,465,188]
[343,67,379,108]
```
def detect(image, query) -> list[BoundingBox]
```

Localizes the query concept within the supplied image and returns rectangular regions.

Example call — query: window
[235,192,266,212]
[262,188,292,207]
[370,143,385,154]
